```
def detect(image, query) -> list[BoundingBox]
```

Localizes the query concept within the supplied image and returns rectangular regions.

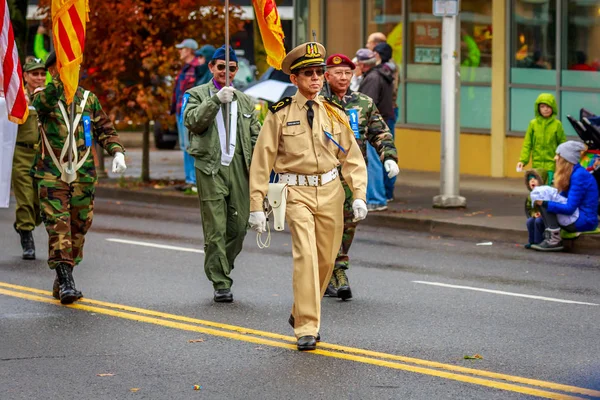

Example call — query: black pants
[540,205,577,232]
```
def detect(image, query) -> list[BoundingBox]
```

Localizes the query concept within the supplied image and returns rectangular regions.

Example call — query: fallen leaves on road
[130,388,140,392]
[96,373,115,377]
[464,354,483,360]
[193,385,202,390]
[188,338,204,343]
[464,211,484,217]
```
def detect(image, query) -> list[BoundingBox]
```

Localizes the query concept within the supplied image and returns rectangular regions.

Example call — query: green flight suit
[12,91,41,231]
[184,81,260,290]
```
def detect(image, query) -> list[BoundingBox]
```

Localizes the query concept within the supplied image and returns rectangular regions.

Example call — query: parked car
[152,114,178,150]
[243,67,296,105]
[233,57,257,90]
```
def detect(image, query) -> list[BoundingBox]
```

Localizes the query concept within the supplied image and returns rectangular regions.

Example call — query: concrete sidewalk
[97,148,600,254]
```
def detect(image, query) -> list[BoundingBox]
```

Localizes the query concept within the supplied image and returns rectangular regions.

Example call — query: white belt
[278,167,339,187]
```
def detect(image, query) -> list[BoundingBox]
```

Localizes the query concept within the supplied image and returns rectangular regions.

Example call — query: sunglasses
[216,64,238,72]
[27,71,45,77]
[298,69,324,77]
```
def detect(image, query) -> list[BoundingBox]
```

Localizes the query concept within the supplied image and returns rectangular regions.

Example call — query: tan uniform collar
[294,91,322,110]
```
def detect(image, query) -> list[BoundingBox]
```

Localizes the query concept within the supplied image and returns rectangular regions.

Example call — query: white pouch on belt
[267,183,288,231]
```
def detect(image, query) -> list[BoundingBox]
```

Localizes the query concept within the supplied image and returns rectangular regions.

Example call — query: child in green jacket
[516,93,566,184]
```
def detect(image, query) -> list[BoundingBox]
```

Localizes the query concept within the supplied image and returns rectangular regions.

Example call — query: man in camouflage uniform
[12,58,46,260]
[32,52,127,304]
[323,54,399,300]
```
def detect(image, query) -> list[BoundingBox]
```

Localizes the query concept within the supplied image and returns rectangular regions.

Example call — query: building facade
[303,0,600,177]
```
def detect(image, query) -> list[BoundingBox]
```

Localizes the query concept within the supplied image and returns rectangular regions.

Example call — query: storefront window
[406,0,492,128]
[561,0,600,88]
[325,0,361,57]
[511,0,557,85]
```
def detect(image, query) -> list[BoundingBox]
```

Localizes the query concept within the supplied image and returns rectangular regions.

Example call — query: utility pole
[432,0,466,208]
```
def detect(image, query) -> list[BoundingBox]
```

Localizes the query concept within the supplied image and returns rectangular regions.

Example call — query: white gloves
[216,86,235,104]
[249,211,267,233]
[384,160,400,179]
[352,199,368,222]
[112,152,127,174]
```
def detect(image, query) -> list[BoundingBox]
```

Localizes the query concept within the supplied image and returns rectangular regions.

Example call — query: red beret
[326,54,355,70]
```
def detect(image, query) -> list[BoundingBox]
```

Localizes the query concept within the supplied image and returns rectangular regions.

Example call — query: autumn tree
[37,0,243,182]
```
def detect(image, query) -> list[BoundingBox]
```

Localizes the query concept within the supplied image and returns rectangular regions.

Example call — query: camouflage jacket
[32,80,125,183]
[324,87,397,164]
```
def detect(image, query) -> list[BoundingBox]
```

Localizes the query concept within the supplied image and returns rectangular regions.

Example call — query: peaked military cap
[282,42,326,75]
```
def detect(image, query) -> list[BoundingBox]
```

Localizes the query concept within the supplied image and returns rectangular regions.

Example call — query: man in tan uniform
[248,42,368,351]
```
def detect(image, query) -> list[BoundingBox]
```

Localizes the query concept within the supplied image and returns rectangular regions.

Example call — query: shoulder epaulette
[323,96,345,112]
[269,97,292,113]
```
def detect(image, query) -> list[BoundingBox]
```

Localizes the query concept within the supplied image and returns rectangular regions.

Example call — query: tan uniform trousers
[287,178,345,338]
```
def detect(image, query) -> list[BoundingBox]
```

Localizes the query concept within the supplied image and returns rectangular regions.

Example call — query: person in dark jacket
[356,48,395,211]
[532,141,599,251]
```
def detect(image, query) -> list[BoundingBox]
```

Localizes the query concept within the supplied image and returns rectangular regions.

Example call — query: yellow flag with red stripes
[252,0,286,69]
[51,0,90,105]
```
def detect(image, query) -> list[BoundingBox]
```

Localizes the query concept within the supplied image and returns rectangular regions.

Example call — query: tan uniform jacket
[249,91,367,211]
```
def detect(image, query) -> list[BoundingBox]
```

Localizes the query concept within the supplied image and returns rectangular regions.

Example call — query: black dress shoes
[288,314,320,342]
[214,289,233,303]
[297,335,317,351]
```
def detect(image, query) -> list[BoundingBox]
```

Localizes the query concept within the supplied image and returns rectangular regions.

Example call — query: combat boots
[54,263,80,305]
[531,228,564,252]
[334,269,352,300]
[52,265,83,301]
[14,223,35,260]
[324,275,338,297]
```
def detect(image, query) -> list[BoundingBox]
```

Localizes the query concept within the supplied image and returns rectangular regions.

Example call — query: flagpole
[224,0,231,155]
[68,101,75,174]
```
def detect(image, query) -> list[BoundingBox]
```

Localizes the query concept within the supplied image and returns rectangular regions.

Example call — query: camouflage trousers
[38,180,95,270]
[334,178,357,271]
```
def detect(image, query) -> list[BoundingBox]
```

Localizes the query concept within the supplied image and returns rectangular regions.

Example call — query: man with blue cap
[183,45,261,303]
[171,38,202,193]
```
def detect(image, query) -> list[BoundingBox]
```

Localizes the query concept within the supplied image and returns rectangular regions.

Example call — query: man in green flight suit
[33,52,127,305]
[323,53,399,300]
[12,58,46,260]
[183,45,260,303]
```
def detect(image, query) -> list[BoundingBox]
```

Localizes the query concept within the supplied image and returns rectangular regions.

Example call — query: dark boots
[14,223,35,260]
[324,274,338,297]
[531,228,564,252]
[54,263,80,305]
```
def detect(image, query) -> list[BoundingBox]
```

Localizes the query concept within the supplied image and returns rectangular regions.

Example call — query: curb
[95,186,600,256]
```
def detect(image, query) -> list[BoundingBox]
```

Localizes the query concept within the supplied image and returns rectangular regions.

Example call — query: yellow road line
[0,283,596,399]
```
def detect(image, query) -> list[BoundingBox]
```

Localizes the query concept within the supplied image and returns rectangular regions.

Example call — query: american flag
[0,0,28,124]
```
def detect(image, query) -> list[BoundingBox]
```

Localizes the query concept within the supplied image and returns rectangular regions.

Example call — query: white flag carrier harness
[42,90,91,184]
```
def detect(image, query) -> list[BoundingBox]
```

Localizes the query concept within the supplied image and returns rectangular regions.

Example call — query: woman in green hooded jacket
[516,93,566,184]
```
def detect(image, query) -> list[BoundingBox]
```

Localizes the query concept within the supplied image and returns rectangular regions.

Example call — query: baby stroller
[566,108,600,214]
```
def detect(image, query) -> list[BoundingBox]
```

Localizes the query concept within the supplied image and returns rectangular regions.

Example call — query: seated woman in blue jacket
[532,141,599,251]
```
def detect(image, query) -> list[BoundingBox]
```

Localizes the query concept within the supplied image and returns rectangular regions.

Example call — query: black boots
[54,263,80,305]
[14,224,35,260]
[214,288,233,303]
[52,267,83,301]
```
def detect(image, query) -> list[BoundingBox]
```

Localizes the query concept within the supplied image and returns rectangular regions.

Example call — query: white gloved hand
[249,211,267,233]
[112,152,127,174]
[216,86,235,104]
[352,199,368,222]
[384,160,400,179]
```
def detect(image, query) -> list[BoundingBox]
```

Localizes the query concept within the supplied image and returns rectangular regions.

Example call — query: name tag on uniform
[347,109,360,139]
[83,116,92,147]
[286,121,301,126]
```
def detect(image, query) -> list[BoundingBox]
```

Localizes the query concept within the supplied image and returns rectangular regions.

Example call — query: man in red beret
[323,53,399,300]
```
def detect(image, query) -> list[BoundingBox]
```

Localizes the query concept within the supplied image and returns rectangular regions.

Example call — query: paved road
[1,198,599,399]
